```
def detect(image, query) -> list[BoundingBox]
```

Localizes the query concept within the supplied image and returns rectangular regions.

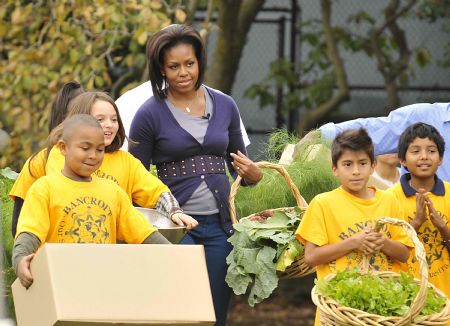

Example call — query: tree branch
[369,0,416,109]
[186,0,199,25]
[372,0,417,37]
[299,0,349,133]
[206,0,265,93]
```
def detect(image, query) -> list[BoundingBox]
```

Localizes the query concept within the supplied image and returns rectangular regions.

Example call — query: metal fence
[228,0,450,160]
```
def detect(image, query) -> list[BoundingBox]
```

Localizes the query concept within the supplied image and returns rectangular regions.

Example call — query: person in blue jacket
[298,103,450,181]
[129,24,262,326]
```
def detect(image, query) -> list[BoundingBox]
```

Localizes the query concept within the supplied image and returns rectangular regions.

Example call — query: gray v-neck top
[165,88,218,215]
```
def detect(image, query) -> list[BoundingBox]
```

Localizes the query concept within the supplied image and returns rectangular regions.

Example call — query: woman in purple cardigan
[129,24,262,326]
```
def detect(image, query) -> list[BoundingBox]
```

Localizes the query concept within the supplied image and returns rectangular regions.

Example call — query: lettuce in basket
[225,207,304,306]
[316,268,446,318]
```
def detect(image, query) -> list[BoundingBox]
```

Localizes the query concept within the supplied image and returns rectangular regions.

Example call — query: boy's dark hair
[49,81,84,133]
[398,122,445,160]
[331,128,375,166]
[61,114,103,143]
[146,24,206,100]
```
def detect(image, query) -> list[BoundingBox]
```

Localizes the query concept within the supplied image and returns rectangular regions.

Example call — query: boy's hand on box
[17,254,34,289]
[171,213,198,230]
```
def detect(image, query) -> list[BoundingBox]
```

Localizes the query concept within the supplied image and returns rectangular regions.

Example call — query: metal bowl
[136,207,186,244]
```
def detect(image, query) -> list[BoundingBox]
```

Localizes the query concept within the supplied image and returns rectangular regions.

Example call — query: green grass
[0,172,17,320]
[234,129,339,218]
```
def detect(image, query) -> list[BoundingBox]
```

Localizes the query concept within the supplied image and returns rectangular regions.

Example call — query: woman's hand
[171,212,198,230]
[230,150,262,184]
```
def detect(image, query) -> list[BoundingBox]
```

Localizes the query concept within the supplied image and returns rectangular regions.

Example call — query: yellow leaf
[20,98,31,110]
[48,80,58,92]
[111,11,122,24]
[11,7,23,25]
[102,72,112,85]
[87,77,94,90]
[94,75,104,87]
[0,24,6,38]
[22,76,32,91]
[137,30,148,45]
[150,1,162,9]
[85,43,92,55]
[95,6,105,17]
[93,21,103,34]
[69,49,79,64]
[175,8,187,23]
[11,107,22,116]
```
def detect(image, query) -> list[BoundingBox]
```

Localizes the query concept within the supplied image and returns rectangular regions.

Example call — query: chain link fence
[229,0,450,160]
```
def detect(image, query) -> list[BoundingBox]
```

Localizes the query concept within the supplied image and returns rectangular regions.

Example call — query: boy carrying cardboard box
[13,114,170,289]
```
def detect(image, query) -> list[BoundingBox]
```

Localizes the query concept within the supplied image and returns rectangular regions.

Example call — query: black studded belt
[156,155,226,178]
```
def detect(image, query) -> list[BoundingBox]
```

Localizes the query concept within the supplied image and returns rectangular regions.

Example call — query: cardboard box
[12,244,215,326]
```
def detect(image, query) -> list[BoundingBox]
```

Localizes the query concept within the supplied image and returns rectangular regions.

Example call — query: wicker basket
[229,161,315,279]
[311,217,450,326]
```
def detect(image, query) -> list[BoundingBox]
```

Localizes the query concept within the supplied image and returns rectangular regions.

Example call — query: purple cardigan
[129,86,247,235]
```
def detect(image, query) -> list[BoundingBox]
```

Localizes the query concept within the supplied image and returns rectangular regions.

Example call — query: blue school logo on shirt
[61,196,113,243]
[408,211,448,267]
[60,205,110,243]
[330,221,393,272]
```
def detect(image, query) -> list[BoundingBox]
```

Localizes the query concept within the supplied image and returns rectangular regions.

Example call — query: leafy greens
[226,207,304,306]
[316,269,446,318]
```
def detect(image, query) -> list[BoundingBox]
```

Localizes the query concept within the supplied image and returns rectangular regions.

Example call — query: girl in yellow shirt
[9,81,84,236]
[47,91,198,231]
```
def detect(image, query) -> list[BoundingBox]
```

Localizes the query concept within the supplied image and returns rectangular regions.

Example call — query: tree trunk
[205,0,265,94]
[297,0,350,134]
[370,0,416,111]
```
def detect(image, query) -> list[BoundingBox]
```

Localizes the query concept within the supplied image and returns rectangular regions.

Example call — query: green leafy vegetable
[226,207,304,306]
[316,269,446,318]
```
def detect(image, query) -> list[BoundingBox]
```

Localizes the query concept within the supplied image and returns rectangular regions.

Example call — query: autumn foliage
[0,1,178,170]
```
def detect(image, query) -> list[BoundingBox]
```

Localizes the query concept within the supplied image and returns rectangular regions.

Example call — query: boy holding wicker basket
[387,123,450,304]
[295,128,412,325]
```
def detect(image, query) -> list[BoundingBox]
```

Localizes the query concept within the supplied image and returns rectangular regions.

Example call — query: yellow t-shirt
[16,172,156,244]
[388,177,450,299]
[9,148,48,200]
[46,146,170,208]
[296,186,410,279]
[296,186,411,326]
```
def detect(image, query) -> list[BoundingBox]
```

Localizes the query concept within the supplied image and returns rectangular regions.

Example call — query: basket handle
[361,217,429,322]
[229,161,308,224]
